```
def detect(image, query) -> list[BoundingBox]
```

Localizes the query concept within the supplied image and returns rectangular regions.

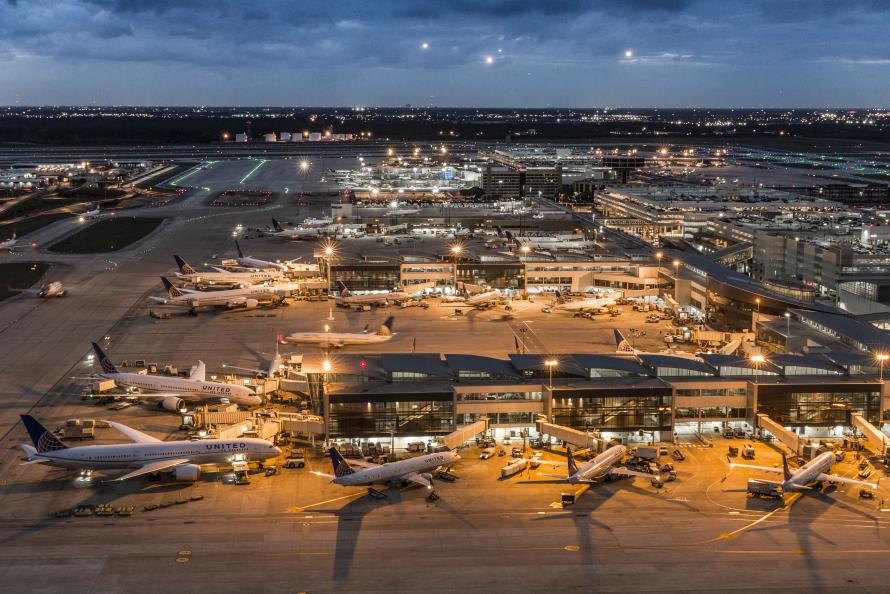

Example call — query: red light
[359,360,367,368]
[31,242,38,248]
[276,333,283,342]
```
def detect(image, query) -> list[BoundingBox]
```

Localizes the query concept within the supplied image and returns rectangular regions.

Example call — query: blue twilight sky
[1,0,889,107]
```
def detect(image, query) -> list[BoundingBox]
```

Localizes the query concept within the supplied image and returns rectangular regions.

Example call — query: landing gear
[426,490,440,502]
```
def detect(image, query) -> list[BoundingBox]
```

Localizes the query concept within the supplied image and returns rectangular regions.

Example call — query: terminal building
[299,351,888,447]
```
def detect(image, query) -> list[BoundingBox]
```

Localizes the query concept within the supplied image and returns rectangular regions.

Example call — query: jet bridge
[536,418,599,450]
[851,412,889,455]
[756,413,805,455]
[435,417,489,450]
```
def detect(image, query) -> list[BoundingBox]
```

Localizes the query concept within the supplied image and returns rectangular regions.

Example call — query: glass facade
[457,412,536,425]
[551,387,672,431]
[675,407,746,419]
[456,390,543,401]
[329,397,454,437]
[331,265,400,291]
[757,384,881,426]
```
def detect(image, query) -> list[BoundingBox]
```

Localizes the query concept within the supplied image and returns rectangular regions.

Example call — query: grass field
[0,262,50,301]
[48,217,163,254]
[0,213,72,240]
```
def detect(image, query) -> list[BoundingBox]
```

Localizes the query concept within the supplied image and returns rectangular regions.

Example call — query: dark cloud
[0,0,887,106]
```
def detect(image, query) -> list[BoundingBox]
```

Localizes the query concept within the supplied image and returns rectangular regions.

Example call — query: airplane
[614,329,702,359]
[731,451,878,493]
[267,218,326,240]
[283,317,395,348]
[319,446,460,491]
[18,414,280,482]
[149,277,285,311]
[0,231,18,252]
[552,290,621,313]
[10,281,66,298]
[173,255,283,287]
[442,283,501,308]
[78,206,114,222]
[334,282,411,306]
[232,240,295,272]
[89,342,262,410]
[538,445,661,484]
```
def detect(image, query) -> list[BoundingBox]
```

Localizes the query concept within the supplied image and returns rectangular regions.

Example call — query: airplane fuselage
[31,438,279,471]
[284,332,392,346]
[98,371,261,406]
[783,452,836,490]
[572,445,627,483]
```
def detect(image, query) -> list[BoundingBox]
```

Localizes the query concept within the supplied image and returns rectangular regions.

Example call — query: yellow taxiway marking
[705,492,802,543]
[286,491,366,513]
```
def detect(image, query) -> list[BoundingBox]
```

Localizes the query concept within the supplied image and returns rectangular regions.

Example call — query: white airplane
[538,445,661,484]
[0,231,18,252]
[552,290,621,313]
[19,415,280,482]
[78,206,113,222]
[267,218,325,240]
[614,329,702,359]
[335,282,411,306]
[174,255,283,287]
[731,451,878,493]
[444,284,501,308]
[150,277,284,311]
[10,281,66,298]
[284,317,395,348]
[232,240,295,272]
[320,446,459,491]
[90,342,262,410]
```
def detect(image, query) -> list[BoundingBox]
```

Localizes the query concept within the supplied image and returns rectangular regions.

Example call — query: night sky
[2,0,889,107]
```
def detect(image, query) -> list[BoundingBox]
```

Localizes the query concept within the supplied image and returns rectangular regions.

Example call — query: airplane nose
[273,447,283,457]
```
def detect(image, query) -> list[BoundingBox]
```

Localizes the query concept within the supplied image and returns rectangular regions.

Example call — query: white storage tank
[264,133,278,143]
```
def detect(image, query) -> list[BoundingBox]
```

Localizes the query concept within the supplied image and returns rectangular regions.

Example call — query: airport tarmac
[3,158,890,592]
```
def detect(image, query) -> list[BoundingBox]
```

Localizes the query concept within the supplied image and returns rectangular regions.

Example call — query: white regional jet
[174,255,283,287]
[90,342,262,410]
[335,282,411,306]
[0,231,18,252]
[539,445,661,484]
[78,206,114,222]
[731,451,878,493]
[150,277,283,311]
[19,415,280,482]
[552,290,621,313]
[284,317,395,348]
[322,446,460,491]
[267,218,326,240]
[11,281,66,298]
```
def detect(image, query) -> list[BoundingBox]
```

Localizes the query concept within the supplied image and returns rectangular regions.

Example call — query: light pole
[877,353,888,384]
[322,359,332,446]
[655,251,663,272]
[323,244,335,295]
[545,359,558,390]
[450,243,462,292]
[751,354,765,385]
[784,312,791,351]
[520,245,530,292]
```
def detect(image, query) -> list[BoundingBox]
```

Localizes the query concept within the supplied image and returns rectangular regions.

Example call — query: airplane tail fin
[160,277,183,298]
[781,453,792,481]
[91,341,118,374]
[377,316,395,336]
[337,281,350,297]
[20,415,67,453]
[272,218,283,232]
[567,446,579,476]
[328,447,355,477]
[235,240,244,258]
[190,360,206,382]
[174,255,196,275]
[614,329,636,354]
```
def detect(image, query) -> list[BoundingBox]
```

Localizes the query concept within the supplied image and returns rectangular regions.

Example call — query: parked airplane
[11,281,66,298]
[731,451,878,492]
[335,282,411,306]
[19,415,280,482]
[90,342,262,410]
[320,446,459,491]
[442,283,501,308]
[284,317,395,348]
[552,291,621,313]
[174,255,283,287]
[267,218,325,240]
[150,277,284,311]
[538,445,661,484]
[232,240,294,271]
[221,342,287,378]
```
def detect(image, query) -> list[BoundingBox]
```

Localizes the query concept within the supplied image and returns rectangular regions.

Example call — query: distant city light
[484,56,494,65]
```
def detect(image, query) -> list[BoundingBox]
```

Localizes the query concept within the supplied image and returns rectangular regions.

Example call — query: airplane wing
[817,473,878,489]
[402,472,432,489]
[113,458,191,481]
[346,459,379,470]
[537,473,570,481]
[729,463,785,474]
[533,459,566,468]
[103,420,163,444]
[220,364,267,376]
[609,467,659,480]
[132,392,199,402]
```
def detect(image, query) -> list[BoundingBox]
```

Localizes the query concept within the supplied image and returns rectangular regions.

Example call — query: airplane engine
[420,472,433,483]
[173,464,201,482]
[159,396,186,412]
[243,299,258,310]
